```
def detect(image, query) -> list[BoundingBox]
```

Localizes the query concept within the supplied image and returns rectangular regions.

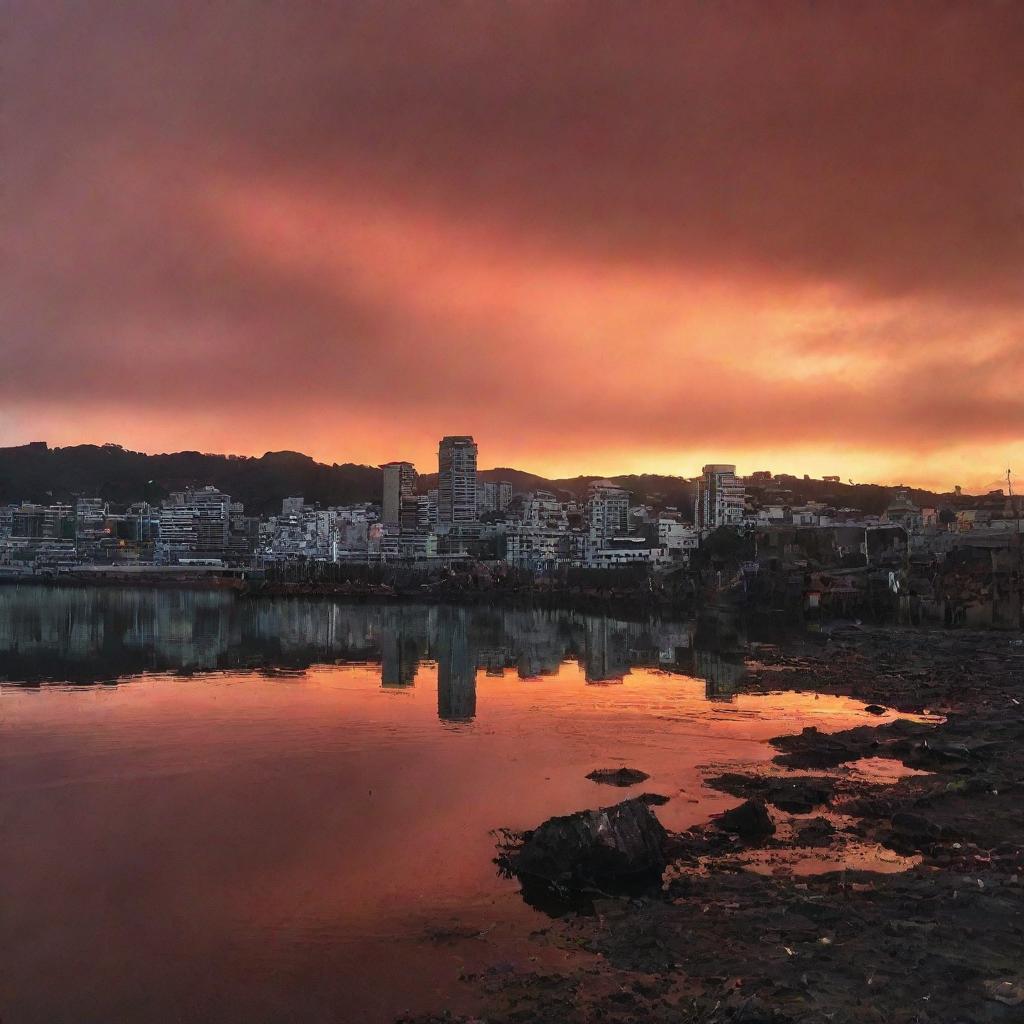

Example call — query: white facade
[587,480,630,541]
[696,464,745,532]
[587,544,671,569]
[657,519,699,554]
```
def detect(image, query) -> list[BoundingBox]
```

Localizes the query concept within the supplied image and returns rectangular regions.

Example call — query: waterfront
[1,587,911,1023]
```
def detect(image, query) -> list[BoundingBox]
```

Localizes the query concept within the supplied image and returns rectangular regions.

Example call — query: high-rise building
[399,493,421,534]
[417,493,435,530]
[183,486,231,555]
[380,461,417,527]
[587,480,630,541]
[477,480,497,515]
[474,480,514,515]
[160,486,234,560]
[696,464,745,531]
[156,506,198,563]
[437,436,478,529]
[42,504,75,540]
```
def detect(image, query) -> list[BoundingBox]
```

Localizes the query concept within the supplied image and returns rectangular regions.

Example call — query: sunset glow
[4,2,1022,489]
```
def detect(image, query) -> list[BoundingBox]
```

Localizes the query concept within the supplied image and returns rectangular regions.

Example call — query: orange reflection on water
[1,662,907,1023]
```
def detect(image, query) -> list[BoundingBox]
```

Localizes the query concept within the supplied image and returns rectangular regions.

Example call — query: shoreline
[402,626,1024,1024]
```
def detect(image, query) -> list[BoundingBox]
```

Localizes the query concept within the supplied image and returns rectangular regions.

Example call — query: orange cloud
[2,2,1022,490]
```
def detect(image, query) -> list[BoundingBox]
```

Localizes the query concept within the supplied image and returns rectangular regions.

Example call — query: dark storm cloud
[2,0,1023,480]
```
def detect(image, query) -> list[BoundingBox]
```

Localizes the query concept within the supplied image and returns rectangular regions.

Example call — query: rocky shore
[401,627,1024,1024]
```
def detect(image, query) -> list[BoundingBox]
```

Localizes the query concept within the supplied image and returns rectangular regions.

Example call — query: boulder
[716,799,776,840]
[510,797,668,889]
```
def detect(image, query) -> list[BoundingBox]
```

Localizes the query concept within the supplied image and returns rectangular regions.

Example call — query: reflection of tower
[436,606,477,721]
[583,616,629,683]
[381,634,419,688]
[690,607,747,702]
[693,650,746,702]
[379,607,424,688]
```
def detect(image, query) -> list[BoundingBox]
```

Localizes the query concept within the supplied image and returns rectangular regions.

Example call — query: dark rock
[705,772,834,813]
[766,778,833,814]
[865,703,887,715]
[636,792,671,806]
[586,767,650,787]
[507,797,668,890]
[715,799,776,840]
[772,727,857,769]
[796,817,836,847]
[891,811,942,844]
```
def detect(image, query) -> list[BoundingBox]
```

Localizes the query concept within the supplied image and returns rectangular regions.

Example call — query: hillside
[0,443,381,515]
[0,442,976,517]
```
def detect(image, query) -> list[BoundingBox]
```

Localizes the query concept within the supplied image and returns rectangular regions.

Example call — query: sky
[3,1,1023,491]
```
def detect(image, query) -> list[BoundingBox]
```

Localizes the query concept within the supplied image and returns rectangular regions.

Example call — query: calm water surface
[0,587,898,1023]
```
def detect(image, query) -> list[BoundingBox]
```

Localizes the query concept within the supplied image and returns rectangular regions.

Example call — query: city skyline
[0,435,1017,498]
[4,3,1023,491]
[6,427,1018,583]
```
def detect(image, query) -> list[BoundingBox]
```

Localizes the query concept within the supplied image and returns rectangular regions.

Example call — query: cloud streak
[2,1,1023,488]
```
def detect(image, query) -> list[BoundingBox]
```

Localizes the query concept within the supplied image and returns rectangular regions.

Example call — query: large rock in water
[512,797,668,888]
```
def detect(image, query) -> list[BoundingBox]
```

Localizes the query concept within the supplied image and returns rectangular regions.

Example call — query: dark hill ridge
[0,441,976,516]
[0,443,380,515]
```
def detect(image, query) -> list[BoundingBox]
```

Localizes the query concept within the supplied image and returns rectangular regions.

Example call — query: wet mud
[401,627,1024,1024]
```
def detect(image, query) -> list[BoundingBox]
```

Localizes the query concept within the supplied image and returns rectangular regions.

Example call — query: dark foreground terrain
[402,627,1024,1024]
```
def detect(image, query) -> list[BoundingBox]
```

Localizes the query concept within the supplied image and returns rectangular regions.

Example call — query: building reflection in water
[0,585,750,710]
[435,606,476,722]
[379,607,423,689]
[683,606,748,701]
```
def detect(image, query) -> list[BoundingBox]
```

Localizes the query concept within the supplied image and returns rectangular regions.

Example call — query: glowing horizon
[3,3,1022,494]
[4,427,1016,496]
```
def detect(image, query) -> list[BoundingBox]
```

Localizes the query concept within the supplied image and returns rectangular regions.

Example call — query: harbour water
[0,587,901,1023]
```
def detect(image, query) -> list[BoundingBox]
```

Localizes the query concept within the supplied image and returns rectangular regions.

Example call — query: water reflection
[0,587,734,706]
[0,588,890,1024]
